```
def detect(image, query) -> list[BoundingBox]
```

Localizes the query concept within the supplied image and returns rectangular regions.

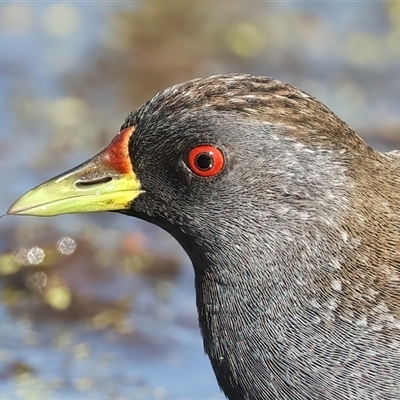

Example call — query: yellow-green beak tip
[8,126,143,217]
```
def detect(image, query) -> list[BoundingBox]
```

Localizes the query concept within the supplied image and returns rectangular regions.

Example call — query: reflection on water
[57,237,76,256]
[0,2,399,399]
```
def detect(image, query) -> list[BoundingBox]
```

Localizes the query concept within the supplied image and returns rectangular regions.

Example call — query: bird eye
[186,145,225,177]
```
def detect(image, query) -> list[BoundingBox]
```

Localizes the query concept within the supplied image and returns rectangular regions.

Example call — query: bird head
[8,74,374,268]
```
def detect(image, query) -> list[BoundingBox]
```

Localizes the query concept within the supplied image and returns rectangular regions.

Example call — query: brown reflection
[67,1,267,123]
[0,224,181,324]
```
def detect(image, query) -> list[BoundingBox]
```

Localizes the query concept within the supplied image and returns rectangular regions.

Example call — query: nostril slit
[75,176,113,188]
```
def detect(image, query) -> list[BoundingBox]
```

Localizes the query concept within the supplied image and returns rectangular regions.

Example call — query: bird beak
[8,126,143,217]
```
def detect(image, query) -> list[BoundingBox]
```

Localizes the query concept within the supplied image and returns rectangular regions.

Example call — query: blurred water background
[0,2,399,399]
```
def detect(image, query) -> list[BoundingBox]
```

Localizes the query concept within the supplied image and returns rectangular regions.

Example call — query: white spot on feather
[355,315,368,327]
[331,279,342,292]
[326,298,339,310]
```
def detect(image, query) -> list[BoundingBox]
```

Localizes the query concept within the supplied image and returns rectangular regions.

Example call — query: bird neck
[183,218,361,399]
[184,219,340,386]
[183,181,400,399]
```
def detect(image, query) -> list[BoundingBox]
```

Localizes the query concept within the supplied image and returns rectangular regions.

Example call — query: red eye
[187,145,225,177]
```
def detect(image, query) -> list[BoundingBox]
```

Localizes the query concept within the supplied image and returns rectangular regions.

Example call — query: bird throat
[182,206,399,400]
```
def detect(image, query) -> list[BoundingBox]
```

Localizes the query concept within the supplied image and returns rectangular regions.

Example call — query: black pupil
[195,153,213,170]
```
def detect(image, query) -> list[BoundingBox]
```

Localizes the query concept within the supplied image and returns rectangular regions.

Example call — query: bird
[7,73,400,400]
